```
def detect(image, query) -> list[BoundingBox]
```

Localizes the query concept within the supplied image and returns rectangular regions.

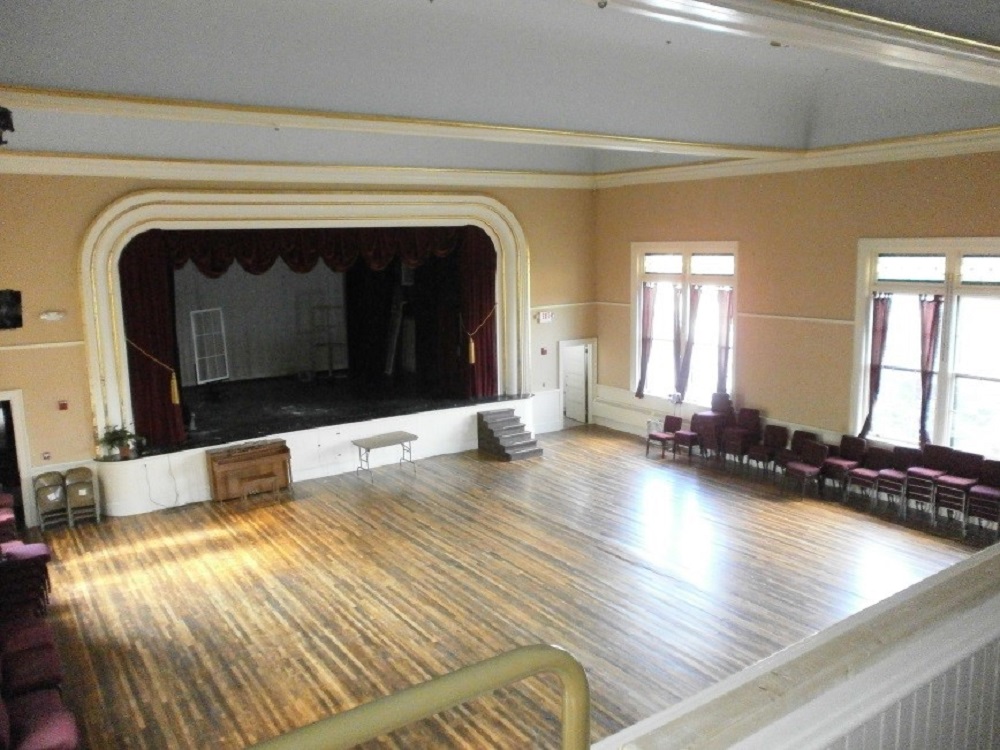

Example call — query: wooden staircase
[477,409,543,461]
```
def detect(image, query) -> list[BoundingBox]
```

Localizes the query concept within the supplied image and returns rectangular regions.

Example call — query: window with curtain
[632,242,736,406]
[857,241,1000,457]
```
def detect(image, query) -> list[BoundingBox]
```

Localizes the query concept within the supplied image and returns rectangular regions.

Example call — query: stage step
[477,410,543,462]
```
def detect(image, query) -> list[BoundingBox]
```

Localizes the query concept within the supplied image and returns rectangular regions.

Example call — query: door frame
[0,389,35,528]
[558,338,596,425]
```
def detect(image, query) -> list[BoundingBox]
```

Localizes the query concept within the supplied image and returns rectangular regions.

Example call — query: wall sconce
[0,107,13,146]
[39,310,67,322]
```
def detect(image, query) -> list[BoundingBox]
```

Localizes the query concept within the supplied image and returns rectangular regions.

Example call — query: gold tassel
[170,371,180,405]
[468,336,476,364]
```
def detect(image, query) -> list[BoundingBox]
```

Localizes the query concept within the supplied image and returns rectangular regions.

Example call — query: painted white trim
[0,390,35,527]
[1,128,997,189]
[0,340,85,352]
[605,0,1000,86]
[80,190,532,436]
[0,151,594,190]
[738,312,853,325]
[529,301,594,311]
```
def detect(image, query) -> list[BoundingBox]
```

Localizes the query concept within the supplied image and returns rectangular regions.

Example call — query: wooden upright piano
[206,439,292,501]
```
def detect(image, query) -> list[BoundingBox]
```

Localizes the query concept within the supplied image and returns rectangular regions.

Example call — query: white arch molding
[81,190,532,435]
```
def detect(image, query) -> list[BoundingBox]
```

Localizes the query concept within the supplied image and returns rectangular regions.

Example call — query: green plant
[97,425,137,457]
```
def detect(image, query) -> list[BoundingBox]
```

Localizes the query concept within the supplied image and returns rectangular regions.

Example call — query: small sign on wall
[536,311,555,323]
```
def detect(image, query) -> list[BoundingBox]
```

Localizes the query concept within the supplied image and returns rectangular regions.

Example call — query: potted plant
[97,425,138,460]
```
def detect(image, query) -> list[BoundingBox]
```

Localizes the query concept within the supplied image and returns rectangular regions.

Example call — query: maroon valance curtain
[635,282,658,399]
[918,293,943,446]
[859,292,892,438]
[164,226,464,277]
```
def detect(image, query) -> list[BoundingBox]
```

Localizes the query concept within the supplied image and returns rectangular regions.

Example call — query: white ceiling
[1,0,998,178]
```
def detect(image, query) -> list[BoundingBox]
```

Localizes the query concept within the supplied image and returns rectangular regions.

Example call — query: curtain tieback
[127,339,180,405]
[464,304,497,365]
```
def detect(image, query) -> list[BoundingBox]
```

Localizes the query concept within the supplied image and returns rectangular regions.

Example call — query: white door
[563,344,589,423]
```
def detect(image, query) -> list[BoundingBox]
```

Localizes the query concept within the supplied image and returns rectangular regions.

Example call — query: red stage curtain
[119,233,187,448]
[459,226,498,398]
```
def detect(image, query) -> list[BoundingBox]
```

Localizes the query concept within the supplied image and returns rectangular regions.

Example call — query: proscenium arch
[81,190,531,435]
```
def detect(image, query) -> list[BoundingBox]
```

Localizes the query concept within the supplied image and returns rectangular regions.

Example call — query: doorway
[0,393,28,528]
[559,339,595,428]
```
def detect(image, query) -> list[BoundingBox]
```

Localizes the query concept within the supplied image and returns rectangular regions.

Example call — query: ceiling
[1,0,998,183]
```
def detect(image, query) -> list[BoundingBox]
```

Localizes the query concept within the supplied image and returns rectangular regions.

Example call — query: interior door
[562,344,589,423]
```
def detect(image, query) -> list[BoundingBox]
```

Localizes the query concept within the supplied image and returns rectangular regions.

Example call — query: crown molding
[0,151,595,190]
[0,85,786,160]
[607,0,1000,86]
[594,126,1000,187]
[2,126,997,190]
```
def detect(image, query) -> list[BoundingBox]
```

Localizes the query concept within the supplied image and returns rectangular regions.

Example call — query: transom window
[632,242,737,407]
[856,239,1000,457]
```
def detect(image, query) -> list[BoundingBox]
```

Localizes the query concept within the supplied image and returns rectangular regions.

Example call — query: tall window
[633,242,736,406]
[856,240,1000,457]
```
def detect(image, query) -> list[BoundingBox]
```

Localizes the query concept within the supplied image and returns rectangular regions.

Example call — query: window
[633,242,736,406]
[856,239,1000,457]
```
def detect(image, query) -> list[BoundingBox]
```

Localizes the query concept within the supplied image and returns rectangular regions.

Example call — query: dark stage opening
[120,225,500,452]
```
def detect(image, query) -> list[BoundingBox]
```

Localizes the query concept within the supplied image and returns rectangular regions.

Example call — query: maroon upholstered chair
[5,688,80,750]
[877,446,923,519]
[905,444,954,526]
[784,440,830,496]
[933,449,984,537]
[820,435,867,501]
[720,408,762,469]
[967,459,1000,542]
[845,446,893,510]
[775,430,819,475]
[746,424,789,478]
[646,415,683,458]
[672,428,699,462]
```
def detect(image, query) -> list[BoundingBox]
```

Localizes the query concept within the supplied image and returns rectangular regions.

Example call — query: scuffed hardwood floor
[39,426,976,748]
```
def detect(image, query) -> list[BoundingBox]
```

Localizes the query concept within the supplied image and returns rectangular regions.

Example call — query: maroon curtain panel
[918,294,943,446]
[675,285,702,400]
[459,227,498,398]
[716,288,734,394]
[119,233,187,448]
[635,282,658,399]
[858,292,892,438]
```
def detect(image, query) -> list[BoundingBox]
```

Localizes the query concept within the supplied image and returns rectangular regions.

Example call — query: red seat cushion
[970,484,1000,502]
[7,689,79,750]
[1,645,63,698]
[935,475,977,491]
[907,466,946,480]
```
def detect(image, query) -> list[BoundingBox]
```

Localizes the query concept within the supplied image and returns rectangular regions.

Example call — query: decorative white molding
[80,190,532,436]
[0,340,85,352]
[738,312,853,326]
[604,0,1000,86]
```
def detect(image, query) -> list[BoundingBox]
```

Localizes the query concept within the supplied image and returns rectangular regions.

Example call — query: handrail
[250,643,591,750]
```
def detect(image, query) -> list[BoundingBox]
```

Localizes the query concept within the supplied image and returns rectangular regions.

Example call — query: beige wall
[594,152,1000,432]
[0,176,596,470]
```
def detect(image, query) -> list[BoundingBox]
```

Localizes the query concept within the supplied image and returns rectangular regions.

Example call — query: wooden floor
[39,426,977,749]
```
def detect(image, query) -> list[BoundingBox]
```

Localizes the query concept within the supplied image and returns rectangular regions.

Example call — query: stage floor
[173,375,504,451]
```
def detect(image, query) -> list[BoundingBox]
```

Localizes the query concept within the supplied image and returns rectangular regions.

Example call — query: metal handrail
[250,644,590,750]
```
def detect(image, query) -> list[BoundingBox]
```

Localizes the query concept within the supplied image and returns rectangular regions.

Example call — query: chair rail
[250,643,591,750]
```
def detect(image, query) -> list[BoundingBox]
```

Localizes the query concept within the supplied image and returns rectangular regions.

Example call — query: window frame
[853,238,1000,450]
[631,241,738,406]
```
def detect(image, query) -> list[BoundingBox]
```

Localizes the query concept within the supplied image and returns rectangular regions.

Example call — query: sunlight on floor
[638,475,718,589]
[853,541,927,609]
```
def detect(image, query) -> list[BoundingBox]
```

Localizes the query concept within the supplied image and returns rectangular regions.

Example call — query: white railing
[594,543,1000,750]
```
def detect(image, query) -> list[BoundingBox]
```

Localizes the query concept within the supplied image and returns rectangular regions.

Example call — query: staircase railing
[251,643,591,750]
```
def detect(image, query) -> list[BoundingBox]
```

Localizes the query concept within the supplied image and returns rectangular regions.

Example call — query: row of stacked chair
[0,495,17,545]
[32,469,100,532]
[645,402,1000,541]
[0,535,79,749]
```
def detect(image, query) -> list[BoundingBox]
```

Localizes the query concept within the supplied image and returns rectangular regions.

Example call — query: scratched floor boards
[39,426,975,748]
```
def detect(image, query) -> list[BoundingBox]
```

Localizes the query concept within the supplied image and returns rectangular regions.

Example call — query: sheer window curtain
[716,288,734,394]
[918,293,943,446]
[635,282,658,398]
[858,292,892,438]
[675,285,702,401]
